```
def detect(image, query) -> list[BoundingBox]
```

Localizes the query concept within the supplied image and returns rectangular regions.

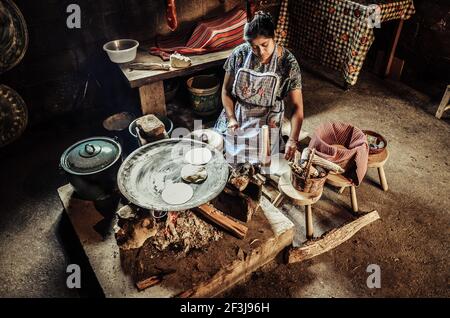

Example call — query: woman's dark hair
[244,11,275,41]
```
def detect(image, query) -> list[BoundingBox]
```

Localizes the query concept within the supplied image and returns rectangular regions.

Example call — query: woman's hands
[227,117,239,132]
[284,138,297,161]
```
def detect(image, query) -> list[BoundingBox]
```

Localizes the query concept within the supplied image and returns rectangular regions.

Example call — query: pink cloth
[309,122,369,186]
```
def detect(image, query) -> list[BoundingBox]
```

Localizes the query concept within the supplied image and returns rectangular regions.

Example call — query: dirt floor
[0,69,448,298]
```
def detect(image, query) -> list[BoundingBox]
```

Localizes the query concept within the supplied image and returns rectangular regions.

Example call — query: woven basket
[291,170,327,196]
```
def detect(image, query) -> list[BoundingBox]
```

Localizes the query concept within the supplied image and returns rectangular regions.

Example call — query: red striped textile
[150,8,247,60]
[309,122,369,186]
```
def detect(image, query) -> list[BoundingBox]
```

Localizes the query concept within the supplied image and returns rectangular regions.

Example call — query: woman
[215,11,304,164]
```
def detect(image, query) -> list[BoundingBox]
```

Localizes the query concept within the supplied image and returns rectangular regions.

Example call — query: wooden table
[275,0,415,87]
[118,48,234,116]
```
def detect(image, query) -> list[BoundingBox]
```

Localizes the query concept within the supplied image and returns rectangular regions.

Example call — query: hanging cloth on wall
[150,8,247,60]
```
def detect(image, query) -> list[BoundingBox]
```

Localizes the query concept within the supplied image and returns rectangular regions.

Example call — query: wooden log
[194,203,248,239]
[228,162,255,192]
[175,289,195,298]
[136,275,162,291]
[286,210,380,264]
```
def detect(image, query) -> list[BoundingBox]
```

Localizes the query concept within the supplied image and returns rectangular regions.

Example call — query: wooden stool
[436,85,450,119]
[272,172,322,239]
[368,148,390,191]
[326,173,359,213]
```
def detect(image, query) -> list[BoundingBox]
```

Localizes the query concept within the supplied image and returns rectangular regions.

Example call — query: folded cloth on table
[150,8,247,60]
[308,122,369,186]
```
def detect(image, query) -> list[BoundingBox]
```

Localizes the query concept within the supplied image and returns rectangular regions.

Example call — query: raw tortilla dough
[181,164,208,184]
[161,183,193,205]
[184,147,212,165]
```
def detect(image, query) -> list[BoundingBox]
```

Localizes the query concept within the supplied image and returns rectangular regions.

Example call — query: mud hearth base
[57,184,294,297]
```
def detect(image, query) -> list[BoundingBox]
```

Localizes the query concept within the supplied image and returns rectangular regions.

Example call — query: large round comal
[117,138,229,211]
[60,137,122,201]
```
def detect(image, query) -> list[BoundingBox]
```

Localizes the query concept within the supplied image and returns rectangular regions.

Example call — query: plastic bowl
[103,39,139,63]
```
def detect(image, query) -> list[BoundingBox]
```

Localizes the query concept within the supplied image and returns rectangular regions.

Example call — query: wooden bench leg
[139,81,166,116]
[272,193,285,208]
[377,166,389,191]
[305,205,314,239]
[350,186,358,213]
[436,86,450,119]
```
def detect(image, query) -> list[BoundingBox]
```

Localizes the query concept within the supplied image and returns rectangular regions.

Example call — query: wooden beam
[286,210,380,263]
[139,81,166,116]
[194,203,248,239]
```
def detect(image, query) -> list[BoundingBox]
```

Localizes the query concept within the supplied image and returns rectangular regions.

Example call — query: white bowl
[103,39,139,63]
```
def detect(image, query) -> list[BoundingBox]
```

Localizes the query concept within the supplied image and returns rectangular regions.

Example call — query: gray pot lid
[62,137,121,174]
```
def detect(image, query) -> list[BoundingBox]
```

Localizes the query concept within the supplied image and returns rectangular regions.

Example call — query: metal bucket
[129,115,174,147]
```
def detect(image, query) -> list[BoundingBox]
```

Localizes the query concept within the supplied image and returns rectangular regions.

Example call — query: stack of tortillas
[161,147,213,206]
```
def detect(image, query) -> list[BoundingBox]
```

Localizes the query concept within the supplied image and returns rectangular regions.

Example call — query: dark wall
[1,0,243,126]
[396,0,450,99]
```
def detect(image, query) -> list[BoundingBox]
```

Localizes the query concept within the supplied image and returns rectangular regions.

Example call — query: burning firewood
[228,162,255,192]
[114,205,157,250]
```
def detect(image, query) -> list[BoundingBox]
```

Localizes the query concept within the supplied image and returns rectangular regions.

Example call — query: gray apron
[215,45,284,165]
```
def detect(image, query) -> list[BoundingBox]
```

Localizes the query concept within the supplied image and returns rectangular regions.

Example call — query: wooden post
[139,81,166,116]
[305,205,313,239]
[378,167,388,191]
[350,186,358,213]
[384,19,404,78]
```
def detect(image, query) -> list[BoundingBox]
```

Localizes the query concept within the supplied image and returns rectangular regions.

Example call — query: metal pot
[60,137,122,201]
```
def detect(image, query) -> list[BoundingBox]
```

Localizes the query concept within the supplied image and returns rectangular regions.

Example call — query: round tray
[0,0,28,74]
[117,138,229,211]
[0,85,28,147]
